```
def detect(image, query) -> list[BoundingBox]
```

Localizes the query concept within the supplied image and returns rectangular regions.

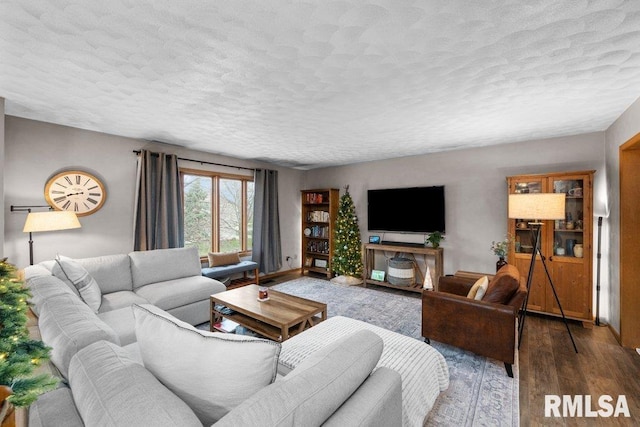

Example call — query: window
[182,170,254,256]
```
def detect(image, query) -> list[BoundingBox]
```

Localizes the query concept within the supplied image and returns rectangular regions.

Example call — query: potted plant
[0,258,57,424]
[491,236,512,271]
[425,231,445,248]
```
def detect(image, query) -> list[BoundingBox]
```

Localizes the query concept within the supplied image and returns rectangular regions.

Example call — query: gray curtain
[133,149,184,250]
[252,169,282,273]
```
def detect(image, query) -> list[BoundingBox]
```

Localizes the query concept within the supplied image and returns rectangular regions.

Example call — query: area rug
[271,277,520,427]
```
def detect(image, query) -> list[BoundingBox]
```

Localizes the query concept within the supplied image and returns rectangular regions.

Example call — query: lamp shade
[23,211,81,233]
[508,193,565,220]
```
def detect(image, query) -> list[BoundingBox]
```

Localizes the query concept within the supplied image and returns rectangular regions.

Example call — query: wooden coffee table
[210,284,327,342]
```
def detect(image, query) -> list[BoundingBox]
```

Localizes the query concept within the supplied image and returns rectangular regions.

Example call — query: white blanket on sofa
[278,316,450,427]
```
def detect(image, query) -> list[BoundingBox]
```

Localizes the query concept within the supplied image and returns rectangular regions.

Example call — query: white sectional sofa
[24,247,403,426]
[26,247,226,349]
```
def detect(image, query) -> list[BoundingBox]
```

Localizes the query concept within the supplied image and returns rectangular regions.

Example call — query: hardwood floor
[268,272,640,426]
[519,313,640,426]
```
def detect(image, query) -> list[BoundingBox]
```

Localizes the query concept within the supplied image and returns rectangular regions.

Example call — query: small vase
[573,244,584,258]
[496,257,508,272]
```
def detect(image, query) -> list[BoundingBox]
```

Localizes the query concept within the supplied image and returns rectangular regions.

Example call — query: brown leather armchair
[421,266,527,377]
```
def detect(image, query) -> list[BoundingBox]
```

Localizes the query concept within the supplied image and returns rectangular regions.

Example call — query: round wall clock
[44,170,106,216]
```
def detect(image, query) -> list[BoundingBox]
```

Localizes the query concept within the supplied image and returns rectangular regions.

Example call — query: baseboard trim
[260,268,301,282]
[608,323,622,344]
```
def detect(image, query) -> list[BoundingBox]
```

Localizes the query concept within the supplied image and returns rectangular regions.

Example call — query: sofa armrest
[436,275,477,296]
[322,367,402,427]
[29,387,84,427]
[422,291,518,364]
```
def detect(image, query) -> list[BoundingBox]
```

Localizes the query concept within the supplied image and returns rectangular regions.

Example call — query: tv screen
[367,186,445,233]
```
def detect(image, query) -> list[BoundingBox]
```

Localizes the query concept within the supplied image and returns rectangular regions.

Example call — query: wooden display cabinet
[301,189,339,278]
[507,171,595,325]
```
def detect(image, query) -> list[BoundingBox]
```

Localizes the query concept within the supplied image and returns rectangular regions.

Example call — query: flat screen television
[367,186,445,233]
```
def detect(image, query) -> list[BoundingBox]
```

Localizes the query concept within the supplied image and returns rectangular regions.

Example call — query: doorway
[620,132,640,348]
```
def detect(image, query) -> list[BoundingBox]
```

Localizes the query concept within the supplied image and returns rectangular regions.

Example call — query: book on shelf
[305,192,325,204]
[307,210,330,222]
[308,225,329,238]
[306,240,329,253]
[213,318,239,333]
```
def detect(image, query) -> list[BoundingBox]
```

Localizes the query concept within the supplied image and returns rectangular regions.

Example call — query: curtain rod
[132,150,255,171]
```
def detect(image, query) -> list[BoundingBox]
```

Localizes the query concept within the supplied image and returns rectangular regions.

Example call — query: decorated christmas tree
[0,258,57,409]
[331,186,364,280]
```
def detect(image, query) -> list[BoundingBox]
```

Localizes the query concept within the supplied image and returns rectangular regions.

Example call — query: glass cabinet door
[509,177,547,313]
[548,176,590,319]
[551,178,585,258]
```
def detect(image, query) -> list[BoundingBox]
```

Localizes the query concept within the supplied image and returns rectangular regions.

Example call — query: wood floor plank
[519,312,640,426]
[519,323,531,427]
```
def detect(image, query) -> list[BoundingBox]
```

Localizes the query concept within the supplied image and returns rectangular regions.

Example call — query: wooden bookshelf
[301,189,339,278]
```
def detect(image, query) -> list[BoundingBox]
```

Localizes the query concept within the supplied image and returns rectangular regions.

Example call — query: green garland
[0,258,57,407]
[331,188,364,277]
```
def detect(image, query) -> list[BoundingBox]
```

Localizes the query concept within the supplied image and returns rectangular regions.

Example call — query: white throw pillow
[52,255,102,313]
[476,276,490,300]
[467,276,489,300]
[132,304,281,425]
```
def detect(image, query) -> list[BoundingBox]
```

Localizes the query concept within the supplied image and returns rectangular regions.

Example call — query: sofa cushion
[202,260,258,279]
[466,275,489,299]
[23,264,56,281]
[52,255,102,313]
[128,247,202,289]
[69,340,201,427]
[38,293,120,379]
[208,251,241,267]
[44,265,80,297]
[132,304,281,425]
[99,290,149,313]
[482,264,520,304]
[26,275,78,316]
[166,299,212,326]
[98,306,137,346]
[28,387,83,427]
[76,254,133,294]
[134,275,225,310]
[121,342,143,365]
[215,329,383,427]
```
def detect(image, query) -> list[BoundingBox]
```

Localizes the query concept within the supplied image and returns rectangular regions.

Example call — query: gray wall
[3,116,303,268]
[604,95,640,335]
[304,133,607,318]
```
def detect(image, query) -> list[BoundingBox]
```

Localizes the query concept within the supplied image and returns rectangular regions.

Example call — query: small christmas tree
[331,186,364,280]
[0,258,57,408]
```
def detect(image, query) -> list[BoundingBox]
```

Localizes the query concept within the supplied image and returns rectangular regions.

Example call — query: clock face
[44,170,106,216]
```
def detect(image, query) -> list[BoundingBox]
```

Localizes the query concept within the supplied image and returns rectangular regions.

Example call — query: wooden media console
[362,243,444,293]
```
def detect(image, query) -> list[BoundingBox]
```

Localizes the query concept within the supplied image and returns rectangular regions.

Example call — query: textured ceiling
[2,1,640,169]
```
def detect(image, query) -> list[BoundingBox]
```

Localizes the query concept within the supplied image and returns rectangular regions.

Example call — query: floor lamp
[593,212,610,326]
[508,193,578,353]
[11,206,81,265]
